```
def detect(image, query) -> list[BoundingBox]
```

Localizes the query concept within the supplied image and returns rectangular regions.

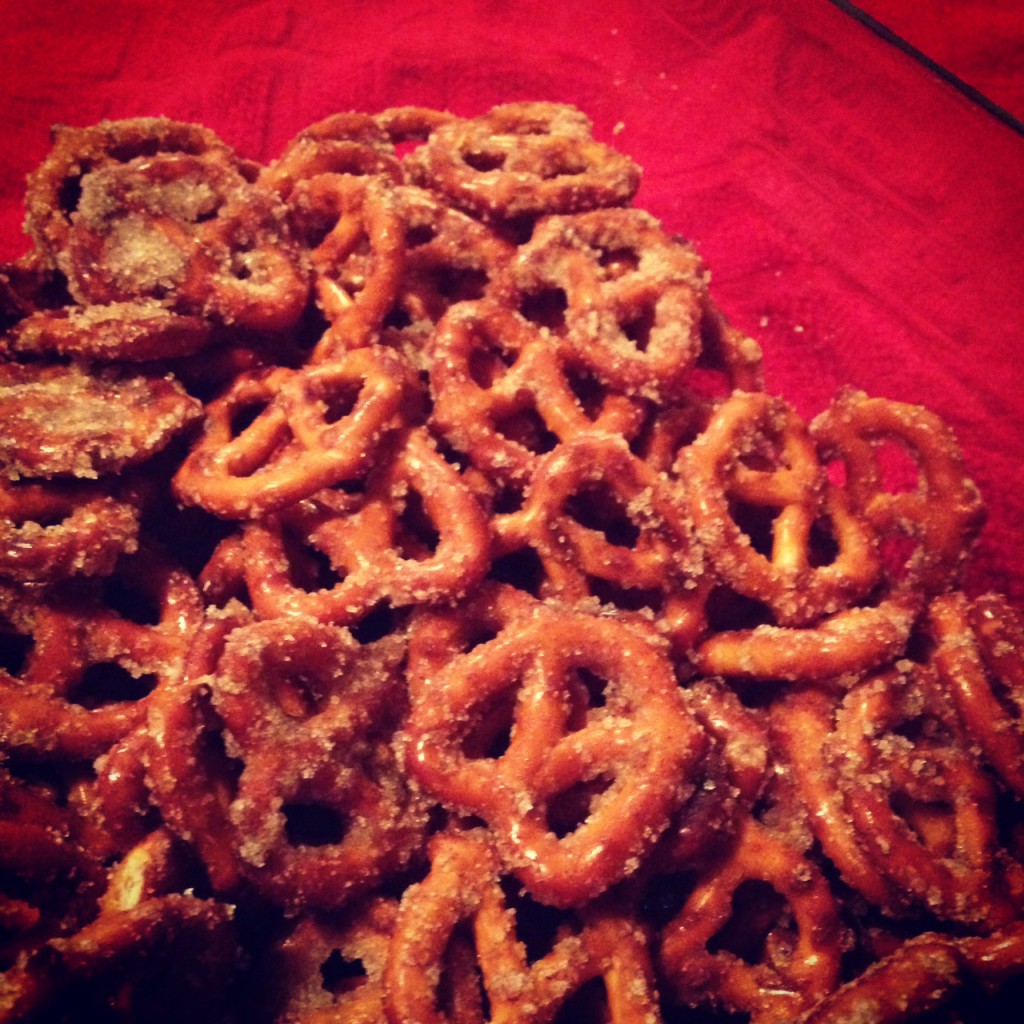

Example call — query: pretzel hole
[566,484,640,548]
[494,407,559,456]
[284,802,348,847]
[0,630,33,677]
[588,576,663,616]
[281,529,346,592]
[350,602,399,645]
[432,266,489,304]
[461,688,517,760]
[270,671,329,718]
[704,586,773,633]
[71,663,157,708]
[396,489,441,559]
[468,337,518,387]
[807,517,841,569]
[319,382,361,424]
[229,398,271,438]
[547,776,612,838]
[500,876,570,963]
[519,287,568,332]
[878,533,919,583]
[874,440,920,494]
[890,793,957,857]
[58,174,85,216]
[552,977,611,1022]
[488,548,546,597]
[707,879,789,965]
[621,306,655,353]
[729,501,780,559]
[319,948,367,997]
[101,574,163,626]
[597,246,640,278]
[463,149,506,173]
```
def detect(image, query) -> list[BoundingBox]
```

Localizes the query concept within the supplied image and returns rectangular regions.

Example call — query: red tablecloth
[2,0,1022,602]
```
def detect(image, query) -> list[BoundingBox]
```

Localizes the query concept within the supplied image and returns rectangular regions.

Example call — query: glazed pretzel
[831,663,1018,929]
[379,185,516,364]
[0,362,202,481]
[404,607,707,907]
[384,829,662,1024]
[406,101,641,222]
[172,344,414,519]
[23,116,239,263]
[270,896,398,1024]
[657,815,845,1024]
[0,477,139,583]
[429,299,640,488]
[512,208,708,398]
[493,432,709,652]
[930,590,1024,795]
[0,548,203,762]
[7,301,213,362]
[680,390,881,627]
[293,176,408,359]
[242,427,491,624]
[811,387,986,594]
[694,592,920,681]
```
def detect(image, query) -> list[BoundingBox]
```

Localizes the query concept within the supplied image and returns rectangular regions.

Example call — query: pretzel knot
[930,591,1024,795]
[241,426,491,624]
[406,101,641,222]
[429,299,637,490]
[0,362,202,481]
[493,432,708,652]
[0,548,203,763]
[0,478,139,583]
[404,606,707,907]
[657,816,845,1023]
[830,663,1019,929]
[681,390,881,628]
[512,208,709,399]
[149,610,425,912]
[384,829,662,1024]
[35,124,309,331]
[172,344,415,519]
[811,387,986,594]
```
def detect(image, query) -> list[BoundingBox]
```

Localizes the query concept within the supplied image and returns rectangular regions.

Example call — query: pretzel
[269,897,397,1024]
[657,815,845,1024]
[172,345,414,519]
[0,547,203,763]
[241,427,490,624]
[681,390,882,628]
[379,185,516,364]
[830,663,1018,929]
[811,387,986,594]
[930,591,1024,795]
[512,208,709,399]
[35,125,310,331]
[293,175,408,359]
[23,116,239,262]
[0,477,139,582]
[493,432,709,651]
[384,829,662,1024]
[429,298,639,489]
[407,101,641,221]
[801,922,1024,1024]
[403,606,707,907]
[0,362,202,481]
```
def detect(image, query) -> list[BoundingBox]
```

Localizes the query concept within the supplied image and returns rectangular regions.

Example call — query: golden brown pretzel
[404,606,707,907]
[406,101,641,221]
[172,345,415,519]
[680,390,881,627]
[811,387,986,594]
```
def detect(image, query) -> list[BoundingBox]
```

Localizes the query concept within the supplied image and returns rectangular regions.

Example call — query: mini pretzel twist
[404,607,707,907]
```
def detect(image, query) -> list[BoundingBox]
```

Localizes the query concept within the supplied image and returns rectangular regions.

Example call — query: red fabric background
[2,0,1022,604]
